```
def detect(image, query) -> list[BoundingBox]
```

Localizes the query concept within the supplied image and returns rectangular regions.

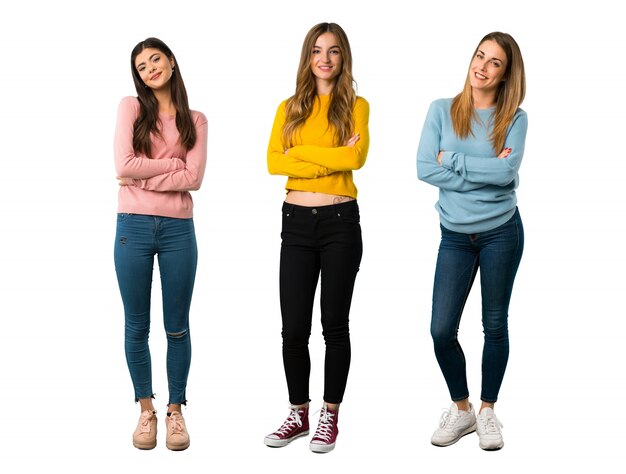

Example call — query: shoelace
[478,413,503,434]
[167,414,184,434]
[138,411,155,433]
[438,409,461,431]
[275,408,303,436]
[312,408,335,442]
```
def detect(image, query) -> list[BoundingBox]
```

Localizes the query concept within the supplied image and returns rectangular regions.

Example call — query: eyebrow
[136,53,161,69]
[477,49,503,63]
[313,44,340,49]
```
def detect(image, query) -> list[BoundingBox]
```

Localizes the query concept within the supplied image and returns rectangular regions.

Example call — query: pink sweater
[114,96,208,218]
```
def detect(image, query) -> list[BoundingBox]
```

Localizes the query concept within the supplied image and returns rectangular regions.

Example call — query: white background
[1,0,624,472]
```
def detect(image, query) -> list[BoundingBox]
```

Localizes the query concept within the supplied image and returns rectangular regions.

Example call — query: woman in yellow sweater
[264,22,369,454]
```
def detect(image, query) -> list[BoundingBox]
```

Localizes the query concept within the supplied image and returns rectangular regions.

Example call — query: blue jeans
[114,214,197,405]
[430,208,524,403]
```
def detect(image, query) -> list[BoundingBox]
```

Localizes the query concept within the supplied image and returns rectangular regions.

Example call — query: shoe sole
[309,441,336,453]
[480,441,504,451]
[264,430,309,448]
[166,440,190,451]
[431,424,477,447]
[133,441,157,450]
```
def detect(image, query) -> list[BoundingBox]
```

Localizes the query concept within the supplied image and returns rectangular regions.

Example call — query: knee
[430,321,456,348]
[321,321,350,343]
[482,321,508,344]
[166,328,189,342]
[281,327,310,349]
[125,317,150,341]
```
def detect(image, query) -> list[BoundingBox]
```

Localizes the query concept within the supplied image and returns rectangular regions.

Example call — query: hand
[344,133,360,147]
[497,147,512,159]
[117,176,133,186]
[437,151,444,165]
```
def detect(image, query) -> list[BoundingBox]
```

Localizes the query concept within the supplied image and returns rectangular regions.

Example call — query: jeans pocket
[337,210,360,224]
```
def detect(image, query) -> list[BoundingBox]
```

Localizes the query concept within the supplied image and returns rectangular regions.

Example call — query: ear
[170,58,176,69]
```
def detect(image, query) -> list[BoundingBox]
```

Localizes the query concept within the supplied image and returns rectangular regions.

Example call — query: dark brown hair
[130,37,196,157]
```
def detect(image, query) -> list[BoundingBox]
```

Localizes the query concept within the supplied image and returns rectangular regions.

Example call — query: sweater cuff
[440,151,454,170]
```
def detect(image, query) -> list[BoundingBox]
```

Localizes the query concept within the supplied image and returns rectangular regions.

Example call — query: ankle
[139,398,155,412]
[454,400,471,412]
[324,402,339,412]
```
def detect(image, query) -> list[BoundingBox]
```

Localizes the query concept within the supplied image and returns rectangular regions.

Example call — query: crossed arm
[115,97,208,192]
[417,102,527,190]
[267,98,370,178]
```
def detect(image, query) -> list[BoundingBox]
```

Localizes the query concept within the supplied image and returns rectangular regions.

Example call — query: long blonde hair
[282,23,356,148]
[451,32,526,153]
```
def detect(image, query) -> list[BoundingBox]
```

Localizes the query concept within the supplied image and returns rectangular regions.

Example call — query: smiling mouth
[150,72,161,81]
[474,72,487,80]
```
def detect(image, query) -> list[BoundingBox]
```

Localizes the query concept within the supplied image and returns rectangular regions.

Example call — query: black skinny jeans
[279,200,362,405]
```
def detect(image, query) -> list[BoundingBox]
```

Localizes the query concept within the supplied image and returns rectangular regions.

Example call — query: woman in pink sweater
[114,37,207,451]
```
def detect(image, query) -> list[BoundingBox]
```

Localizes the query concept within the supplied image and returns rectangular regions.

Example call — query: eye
[312,48,320,54]
[476,53,484,59]
[137,66,145,72]
[491,61,501,67]
[329,49,340,55]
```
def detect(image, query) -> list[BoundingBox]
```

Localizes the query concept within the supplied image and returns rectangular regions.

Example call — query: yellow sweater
[267,95,369,198]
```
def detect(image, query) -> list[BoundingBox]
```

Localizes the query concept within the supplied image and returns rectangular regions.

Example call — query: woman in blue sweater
[417,32,527,451]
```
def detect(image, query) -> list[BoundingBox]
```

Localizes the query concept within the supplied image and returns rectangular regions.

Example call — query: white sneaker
[476,407,504,450]
[431,403,477,447]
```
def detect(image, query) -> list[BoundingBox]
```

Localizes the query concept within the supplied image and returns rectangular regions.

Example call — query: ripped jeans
[114,213,197,405]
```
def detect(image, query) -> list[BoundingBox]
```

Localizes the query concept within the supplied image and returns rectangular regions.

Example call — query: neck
[153,88,175,114]
[472,89,497,110]
[316,78,335,96]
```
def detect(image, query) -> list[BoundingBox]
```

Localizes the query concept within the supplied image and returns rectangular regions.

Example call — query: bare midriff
[284,190,355,206]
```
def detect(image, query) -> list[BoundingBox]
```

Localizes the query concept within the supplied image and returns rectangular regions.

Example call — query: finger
[498,147,512,158]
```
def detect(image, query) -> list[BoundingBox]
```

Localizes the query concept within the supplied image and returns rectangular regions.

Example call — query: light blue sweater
[417,98,528,234]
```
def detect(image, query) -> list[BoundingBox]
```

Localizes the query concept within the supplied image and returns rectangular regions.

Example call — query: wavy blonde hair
[282,23,356,148]
[451,32,526,153]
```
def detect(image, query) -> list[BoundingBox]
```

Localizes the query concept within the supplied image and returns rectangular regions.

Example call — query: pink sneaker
[165,411,190,451]
[133,410,157,450]
[264,405,310,447]
[309,405,339,453]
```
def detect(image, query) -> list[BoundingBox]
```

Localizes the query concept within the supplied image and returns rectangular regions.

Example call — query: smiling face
[310,32,342,92]
[469,40,508,96]
[134,47,175,91]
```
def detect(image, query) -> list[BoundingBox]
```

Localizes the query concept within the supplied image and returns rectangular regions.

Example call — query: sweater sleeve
[440,110,528,186]
[133,113,208,192]
[287,98,369,171]
[417,101,486,192]
[114,97,185,178]
[267,101,333,178]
